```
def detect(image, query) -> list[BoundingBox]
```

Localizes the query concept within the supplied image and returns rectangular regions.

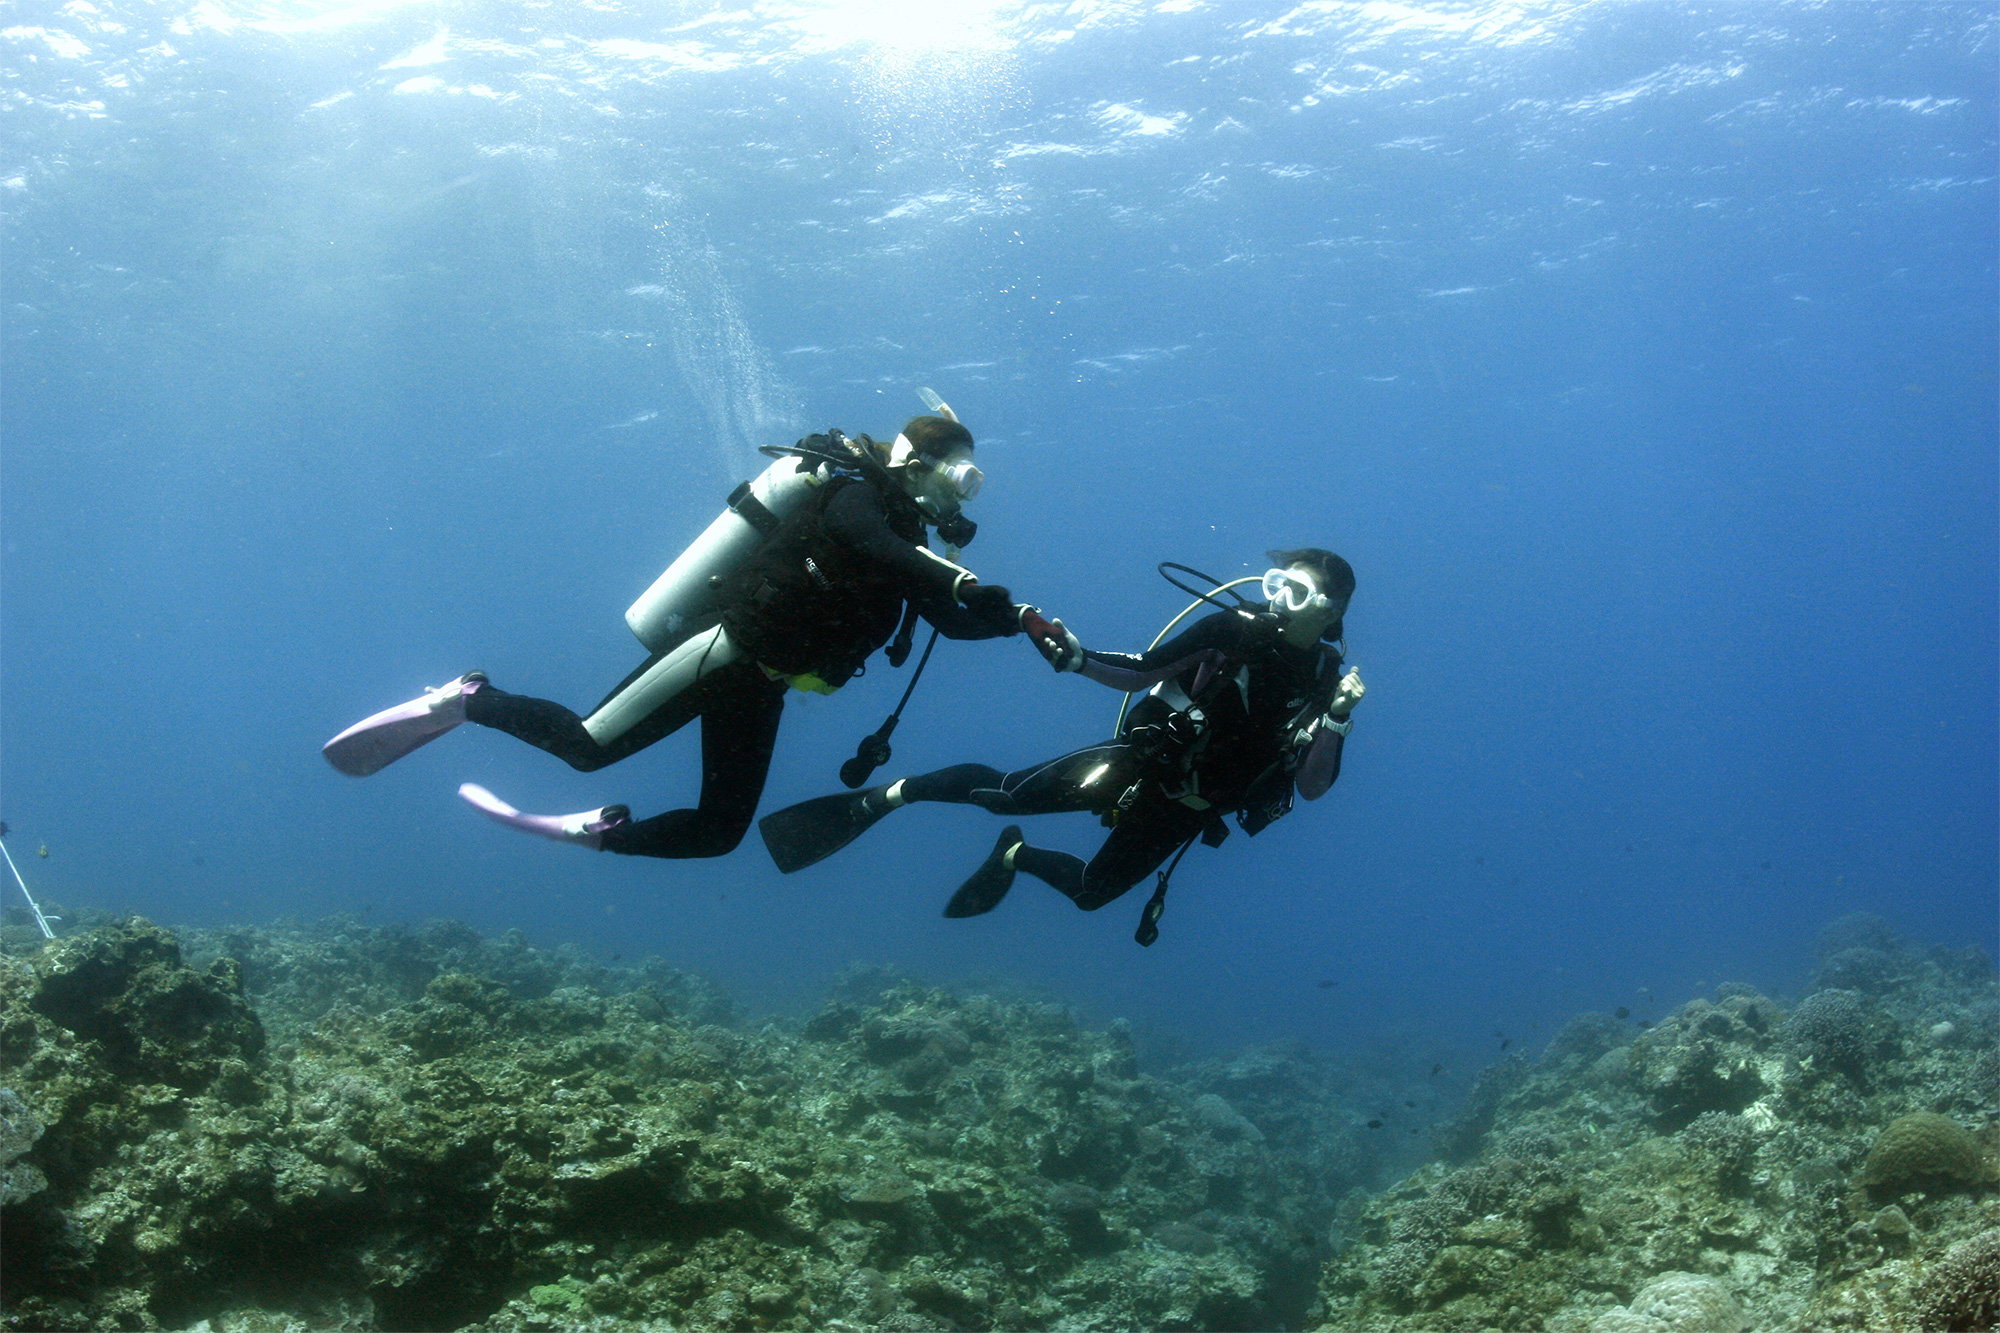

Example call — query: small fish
[1317,980,1337,990]
[1500,1038,1511,1051]
[1404,1099,1415,1108]
[38,845,48,858]
[1430,1063,1443,1077]
[1366,1119,1383,1129]
[610,952,622,962]
[1615,1007,1630,1020]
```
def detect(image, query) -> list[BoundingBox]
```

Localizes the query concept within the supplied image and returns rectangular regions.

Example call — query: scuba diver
[758,549,1366,943]
[322,398,1030,860]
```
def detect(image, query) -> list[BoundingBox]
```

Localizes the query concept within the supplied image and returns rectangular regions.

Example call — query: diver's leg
[465,660,703,773]
[1008,800,1205,911]
[761,744,1135,877]
[901,743,1137,817]
[1071,802,1207,909]
[896,764,1007,804]
[1007,844,1089,899]
[599,664,787,859]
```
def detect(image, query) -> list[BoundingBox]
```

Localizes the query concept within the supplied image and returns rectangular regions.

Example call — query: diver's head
[890,414,982,528]
[1262,547,1354,644]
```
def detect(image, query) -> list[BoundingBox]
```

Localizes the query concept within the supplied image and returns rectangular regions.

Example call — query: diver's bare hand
[1331,669,1366,717]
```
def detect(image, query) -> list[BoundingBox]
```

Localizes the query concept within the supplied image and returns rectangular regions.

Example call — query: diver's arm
[1294,669,1362,800]
[823,484,964,595]
[822,484,1016,639]
[916,594,1013,640]
[1067,610,1253,692]
[1295,728,1345,800]
[1090,610,1264,673]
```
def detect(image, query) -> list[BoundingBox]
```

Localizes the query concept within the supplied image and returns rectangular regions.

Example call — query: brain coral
[1628,1272,1747,1333]
[1914,1227,2000,1332]
[1857,1112,2000,1194]
[1589,1272,1746,1333]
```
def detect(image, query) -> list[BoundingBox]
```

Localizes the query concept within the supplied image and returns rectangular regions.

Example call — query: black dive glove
[960,583,1021,635]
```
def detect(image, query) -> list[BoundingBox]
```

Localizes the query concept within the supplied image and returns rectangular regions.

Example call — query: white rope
[0,837,59,939]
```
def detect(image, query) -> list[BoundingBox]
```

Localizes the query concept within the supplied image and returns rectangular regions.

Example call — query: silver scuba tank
[624,454,824,653]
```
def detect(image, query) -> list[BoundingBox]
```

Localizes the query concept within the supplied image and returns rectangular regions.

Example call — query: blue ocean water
[1,0,1993,1066]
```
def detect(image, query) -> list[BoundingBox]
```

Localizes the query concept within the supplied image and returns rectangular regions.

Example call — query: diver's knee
[693,816,754,857]
[1072,881,1132,912]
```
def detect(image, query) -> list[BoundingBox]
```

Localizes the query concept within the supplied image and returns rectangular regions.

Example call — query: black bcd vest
[716,463,928,686]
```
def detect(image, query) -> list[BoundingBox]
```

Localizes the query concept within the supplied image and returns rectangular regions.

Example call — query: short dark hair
[1267,548,1354,604]
[902,415,974,457]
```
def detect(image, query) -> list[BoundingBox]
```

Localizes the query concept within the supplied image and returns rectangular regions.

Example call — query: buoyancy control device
[585,391,966,747]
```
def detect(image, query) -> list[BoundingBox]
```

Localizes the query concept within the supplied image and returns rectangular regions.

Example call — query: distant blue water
[3,1,1994,1064]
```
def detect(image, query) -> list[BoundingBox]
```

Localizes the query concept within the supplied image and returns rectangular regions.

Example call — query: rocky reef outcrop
[1310,914,1999,1331]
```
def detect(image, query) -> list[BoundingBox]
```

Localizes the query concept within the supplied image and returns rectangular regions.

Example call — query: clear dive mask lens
[938,458,983,502]
[1261,567,1321,613]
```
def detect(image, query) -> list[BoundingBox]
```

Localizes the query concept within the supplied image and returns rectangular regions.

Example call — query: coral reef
[1,916,1406,1332]
[1589,1270,1746,1333]
[1857,1113,2000,1199]
[1311,919,1998,1332]
[1781,988,1875,1082]
[2,910,1991,1332]
[0,1086,46,1206]
[1913,1227,2000,1332]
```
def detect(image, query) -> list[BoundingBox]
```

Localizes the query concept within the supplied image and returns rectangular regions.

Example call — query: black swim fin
[943,826,1023,918]
[759,785,901,874]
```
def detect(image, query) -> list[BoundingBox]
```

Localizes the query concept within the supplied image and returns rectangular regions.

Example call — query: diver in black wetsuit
[321,416,1029,860]
[758,549,1366,928]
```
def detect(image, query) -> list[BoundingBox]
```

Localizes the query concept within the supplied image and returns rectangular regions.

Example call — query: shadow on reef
[0,915,1427,1333]
[1312,913,1999,1332]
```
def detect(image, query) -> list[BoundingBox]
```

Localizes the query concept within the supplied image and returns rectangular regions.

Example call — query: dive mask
[1262,567,1332,616]
[891,433,984,504]
[934,457,983,502]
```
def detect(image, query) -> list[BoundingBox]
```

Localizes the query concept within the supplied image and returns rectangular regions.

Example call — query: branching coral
[1914,1227,2000,1332]
[1783,989,1873,1077]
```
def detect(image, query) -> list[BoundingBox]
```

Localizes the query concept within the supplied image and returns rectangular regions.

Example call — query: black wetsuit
[468,461,1013,858]
[900,609,1346,908]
